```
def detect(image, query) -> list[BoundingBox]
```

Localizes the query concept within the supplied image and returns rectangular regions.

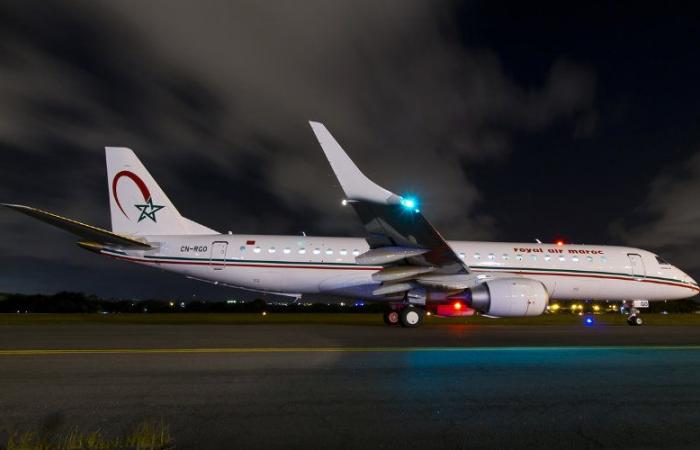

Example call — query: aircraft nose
[680,270,698,291]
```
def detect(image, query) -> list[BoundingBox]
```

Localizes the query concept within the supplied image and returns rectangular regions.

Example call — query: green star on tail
[134,198,165,223]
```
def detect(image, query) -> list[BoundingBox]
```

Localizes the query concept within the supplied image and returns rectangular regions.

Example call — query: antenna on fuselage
[535,238,542,244]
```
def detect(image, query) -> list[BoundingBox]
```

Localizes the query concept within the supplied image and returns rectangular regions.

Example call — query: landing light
[584,316,594,326]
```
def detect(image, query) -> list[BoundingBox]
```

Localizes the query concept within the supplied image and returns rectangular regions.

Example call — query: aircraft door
[627,253,646,280]
[210,241,228,270]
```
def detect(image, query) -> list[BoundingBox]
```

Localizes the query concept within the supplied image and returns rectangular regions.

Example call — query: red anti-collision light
[556,240,564,246]
[453,302,462,310]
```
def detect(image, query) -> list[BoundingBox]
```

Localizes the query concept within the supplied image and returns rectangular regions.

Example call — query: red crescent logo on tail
[112,171,151,219]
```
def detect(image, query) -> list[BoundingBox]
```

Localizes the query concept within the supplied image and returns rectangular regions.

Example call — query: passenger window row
[240,245,361,257]
[456,252,607,263]
[239,245,609,264]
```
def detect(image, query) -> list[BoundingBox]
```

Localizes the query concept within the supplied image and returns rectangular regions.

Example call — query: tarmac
[1,322,699,448]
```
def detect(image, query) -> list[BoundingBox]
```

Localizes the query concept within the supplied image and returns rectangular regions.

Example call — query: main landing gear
[623,301,644,326]
[383,309,400,326]
[383,305,425,328]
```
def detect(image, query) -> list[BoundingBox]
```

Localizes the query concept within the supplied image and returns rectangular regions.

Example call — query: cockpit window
[656,256,671,266]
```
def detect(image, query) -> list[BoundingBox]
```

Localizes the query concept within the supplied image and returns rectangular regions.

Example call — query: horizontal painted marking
[105,253,380,271]
[471,267,700,292]
[144,253,379,268]
[103,251,699,291]
[473,265,698,287]
[1,345,699,356]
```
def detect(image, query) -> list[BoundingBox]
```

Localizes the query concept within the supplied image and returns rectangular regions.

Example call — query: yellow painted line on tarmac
[0,345,699,356]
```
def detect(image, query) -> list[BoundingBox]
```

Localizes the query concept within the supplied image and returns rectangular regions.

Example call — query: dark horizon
[2,1,700,299]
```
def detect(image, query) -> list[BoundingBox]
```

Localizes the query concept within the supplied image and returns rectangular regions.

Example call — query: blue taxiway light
[584,317,594,326]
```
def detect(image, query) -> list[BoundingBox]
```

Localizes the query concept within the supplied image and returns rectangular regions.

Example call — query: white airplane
[3,122,698,327]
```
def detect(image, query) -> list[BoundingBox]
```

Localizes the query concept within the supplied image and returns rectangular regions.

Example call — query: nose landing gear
[627,314,644,326]
[623,301,644,326]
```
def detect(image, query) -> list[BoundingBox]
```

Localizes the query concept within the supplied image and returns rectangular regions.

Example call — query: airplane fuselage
[101,234,699,302]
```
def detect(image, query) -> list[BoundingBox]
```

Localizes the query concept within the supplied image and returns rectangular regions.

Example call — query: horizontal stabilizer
[2,204,151,249]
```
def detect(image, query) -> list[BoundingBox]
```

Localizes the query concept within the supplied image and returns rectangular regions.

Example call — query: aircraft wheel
[399,306,424,328]
[383,310,400,326]
[627,315,643,326]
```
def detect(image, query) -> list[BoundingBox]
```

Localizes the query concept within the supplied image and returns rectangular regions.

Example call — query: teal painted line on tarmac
[0,345,699,356]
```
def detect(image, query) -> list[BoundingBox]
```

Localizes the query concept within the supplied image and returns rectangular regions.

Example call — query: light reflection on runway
[0,324,699,448]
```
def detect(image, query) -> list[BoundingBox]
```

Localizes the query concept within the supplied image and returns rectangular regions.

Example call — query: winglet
[309,121,402,205]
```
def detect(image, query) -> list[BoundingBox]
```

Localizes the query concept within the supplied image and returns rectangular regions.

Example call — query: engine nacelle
[468,278,549,317]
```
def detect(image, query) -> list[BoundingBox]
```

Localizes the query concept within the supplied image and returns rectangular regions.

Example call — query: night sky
[1,1,699,300]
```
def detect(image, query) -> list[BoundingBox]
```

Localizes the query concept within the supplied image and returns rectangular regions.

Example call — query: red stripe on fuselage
[104,253,380,271]
[471,269,700,292]
[103,253,699,292]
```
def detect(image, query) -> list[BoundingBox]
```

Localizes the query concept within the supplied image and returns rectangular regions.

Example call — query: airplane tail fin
[105,147,217,236]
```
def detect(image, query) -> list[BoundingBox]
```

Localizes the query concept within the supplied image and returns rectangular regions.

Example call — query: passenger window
[458,252,465,259]
[253,246,261,253]
[601,256,607,263]
[474,253,481,260]
[572,256,579,262]
[559,255,565,262]
[313,248,321,255]
[516,254,523,261]
[298,248,306,254]
[488,253,495,260]
[268,247,276,253]
[340,249,348,256]
[544,255,551,261]
[352,249,360,256]
[325,249,333,255]
[530,254,537,262]
[239,246,246,252]
[586,256,593,262]
[502,253,509,260]
[283,247,291,254]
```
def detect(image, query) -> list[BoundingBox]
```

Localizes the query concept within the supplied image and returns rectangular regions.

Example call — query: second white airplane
[3,122,698,327]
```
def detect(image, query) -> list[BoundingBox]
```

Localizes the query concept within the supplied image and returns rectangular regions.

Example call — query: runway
[1,323,699,448]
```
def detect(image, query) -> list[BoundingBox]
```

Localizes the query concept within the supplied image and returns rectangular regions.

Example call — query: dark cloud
[100,0,596,236]
[616,152,700,272]
[1,0,599,297]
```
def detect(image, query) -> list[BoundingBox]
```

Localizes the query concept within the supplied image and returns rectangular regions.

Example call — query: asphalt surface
[1,324,699,449]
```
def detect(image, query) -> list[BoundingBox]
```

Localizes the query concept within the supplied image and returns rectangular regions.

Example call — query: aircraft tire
[399,306,424,328]
[383,310,400,326]
[627,315,643,326]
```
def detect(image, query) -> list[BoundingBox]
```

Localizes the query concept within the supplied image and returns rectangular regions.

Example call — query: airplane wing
[309,122,469,297]
[2,203,152,249]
